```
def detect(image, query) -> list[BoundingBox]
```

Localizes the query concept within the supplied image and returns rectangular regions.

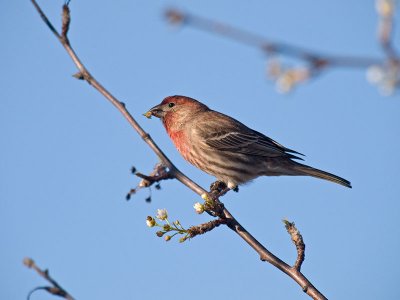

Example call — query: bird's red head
[144,95,209,120]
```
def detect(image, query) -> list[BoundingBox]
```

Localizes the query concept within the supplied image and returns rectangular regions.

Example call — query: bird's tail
[290,162,352,188]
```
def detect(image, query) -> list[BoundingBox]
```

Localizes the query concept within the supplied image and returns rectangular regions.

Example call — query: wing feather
[197,112,304,160]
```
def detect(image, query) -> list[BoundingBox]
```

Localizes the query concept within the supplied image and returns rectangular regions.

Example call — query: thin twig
[61,4,71,40]
[23,258,75,300]
[31,2,327,299]
[283,220,306,271]
[126,163,171,201]
[187,218,228,238]
[376,0,399,61]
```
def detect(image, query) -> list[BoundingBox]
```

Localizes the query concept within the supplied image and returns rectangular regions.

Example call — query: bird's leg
[201,181,227,217]
[210,180,232,198]
[210,180,227,193]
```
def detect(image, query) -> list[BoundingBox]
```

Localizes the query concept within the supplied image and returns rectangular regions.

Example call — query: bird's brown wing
[200,112,304,160]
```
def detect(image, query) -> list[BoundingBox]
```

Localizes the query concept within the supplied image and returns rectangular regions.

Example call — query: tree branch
[23,257,75,300]
[30,1,327,299]
[165,8,399,94]
[165,9,381,69]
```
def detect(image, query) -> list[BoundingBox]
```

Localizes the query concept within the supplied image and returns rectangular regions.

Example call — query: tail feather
[291,162,352,188]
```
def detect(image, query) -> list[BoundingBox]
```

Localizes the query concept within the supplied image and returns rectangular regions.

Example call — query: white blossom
[156,208,168,220]
[193,202,205,214]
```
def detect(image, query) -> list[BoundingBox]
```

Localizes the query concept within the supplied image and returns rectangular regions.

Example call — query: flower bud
[193,202,205,214]
[164,235,172,241]
[376,0,394,17]
[23,257,35,268]
[146,216,156,227]
[366,65,384,84]
[156,231,165,237]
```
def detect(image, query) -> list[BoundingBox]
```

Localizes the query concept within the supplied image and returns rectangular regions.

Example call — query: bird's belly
[185,147,265,185]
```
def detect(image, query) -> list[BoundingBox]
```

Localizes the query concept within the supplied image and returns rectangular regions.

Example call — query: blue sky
[1,1,399,299]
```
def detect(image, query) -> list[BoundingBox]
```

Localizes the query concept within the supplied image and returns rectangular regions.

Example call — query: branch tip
[72,72,85,80]
[165,9,186,25]
[61,3,71,39]
[23,257,35,268]
[283,219,305,271]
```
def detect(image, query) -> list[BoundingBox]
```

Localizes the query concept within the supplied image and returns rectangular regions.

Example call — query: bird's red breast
[162,112,191,159]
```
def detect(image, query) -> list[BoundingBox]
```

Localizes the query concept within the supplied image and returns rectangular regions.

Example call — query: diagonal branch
[30,1,326,299]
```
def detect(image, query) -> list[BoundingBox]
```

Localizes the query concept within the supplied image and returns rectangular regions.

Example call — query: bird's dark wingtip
[284,146,305,158]
[337,178,352,188]
[288,153,305,161]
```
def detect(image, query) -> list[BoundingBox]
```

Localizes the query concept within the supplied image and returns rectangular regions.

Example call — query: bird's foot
[227,181,239,192]
[228,181,239,192]
[210,180,232,198]
[210,180,227,193]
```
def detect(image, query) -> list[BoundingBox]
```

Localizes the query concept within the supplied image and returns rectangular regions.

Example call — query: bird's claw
[210,180,227,193]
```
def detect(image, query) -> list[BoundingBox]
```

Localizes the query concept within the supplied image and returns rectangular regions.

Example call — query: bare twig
[284,220,306,271]
[165,9,381,69]
[165,8,400,94]
[23,257,75,300]
[61,4,71,40]
[126,163,172,200]
[30,2,327,299]
[135,163,172,188]
[376,0,399,60]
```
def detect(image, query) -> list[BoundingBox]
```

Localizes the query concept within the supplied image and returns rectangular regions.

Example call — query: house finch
[145,95,351,189]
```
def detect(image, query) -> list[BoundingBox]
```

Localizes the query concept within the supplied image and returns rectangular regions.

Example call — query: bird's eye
[168,102,175,108]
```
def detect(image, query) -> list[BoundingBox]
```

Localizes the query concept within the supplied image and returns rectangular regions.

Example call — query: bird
[144,95,351,190]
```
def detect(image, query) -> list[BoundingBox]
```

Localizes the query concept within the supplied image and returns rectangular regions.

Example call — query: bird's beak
[143,104,164,119]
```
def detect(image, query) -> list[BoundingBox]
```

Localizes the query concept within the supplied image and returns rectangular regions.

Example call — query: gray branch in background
[165,3,399,94]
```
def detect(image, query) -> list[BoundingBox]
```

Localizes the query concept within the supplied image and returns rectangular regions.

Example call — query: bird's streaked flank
[145,95,351,189]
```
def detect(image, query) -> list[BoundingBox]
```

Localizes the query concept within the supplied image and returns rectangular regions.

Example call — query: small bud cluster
[267,58,311,94]
[369,0,399,95]
[146,209,190,243]
[367,64,399,95]
[376,0,395,18]
[193,202,205,214]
